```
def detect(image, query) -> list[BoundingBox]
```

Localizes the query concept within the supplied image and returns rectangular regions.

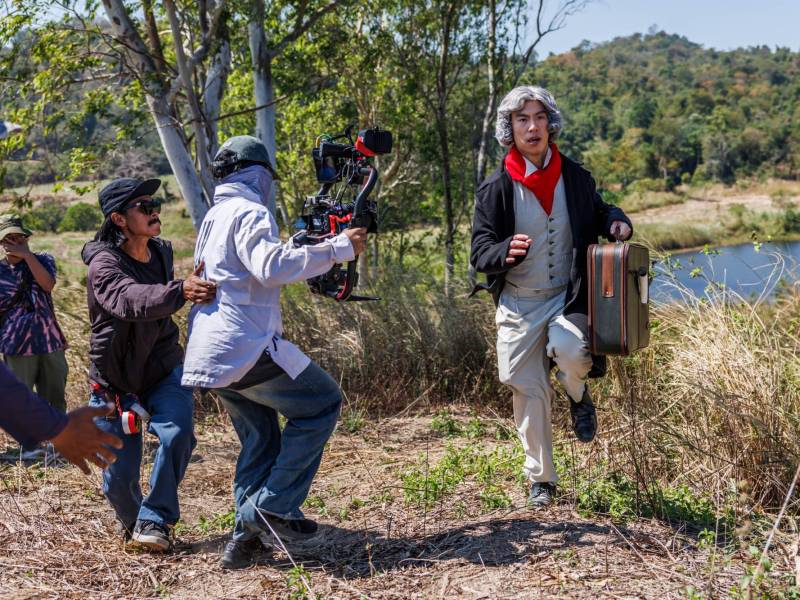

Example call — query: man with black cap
[182,136,367,569]
[82,177,216,552]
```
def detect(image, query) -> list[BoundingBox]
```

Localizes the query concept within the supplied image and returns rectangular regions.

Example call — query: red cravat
[504,144,562,215]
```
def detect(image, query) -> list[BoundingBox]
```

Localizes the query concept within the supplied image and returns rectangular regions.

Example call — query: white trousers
[496,284,593,483]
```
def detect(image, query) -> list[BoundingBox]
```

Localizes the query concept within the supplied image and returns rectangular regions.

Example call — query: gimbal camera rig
[292,125,392,301]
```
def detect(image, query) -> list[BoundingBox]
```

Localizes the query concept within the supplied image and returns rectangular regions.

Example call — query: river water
[648,240,800,303]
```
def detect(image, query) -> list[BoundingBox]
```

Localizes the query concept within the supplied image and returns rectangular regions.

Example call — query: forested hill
[534,32,800,189]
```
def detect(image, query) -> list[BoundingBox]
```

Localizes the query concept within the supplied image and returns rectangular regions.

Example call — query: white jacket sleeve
[233,208,355,287]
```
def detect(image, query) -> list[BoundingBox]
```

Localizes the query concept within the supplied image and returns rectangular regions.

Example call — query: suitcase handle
[629,266,649,304]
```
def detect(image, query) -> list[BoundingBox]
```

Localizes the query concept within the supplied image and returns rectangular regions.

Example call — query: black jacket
[470,153,632,314]
[470,153,632,377]
[82,238,186,395]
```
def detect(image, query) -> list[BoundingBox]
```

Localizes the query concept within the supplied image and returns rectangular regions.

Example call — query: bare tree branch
[513,0,589,84]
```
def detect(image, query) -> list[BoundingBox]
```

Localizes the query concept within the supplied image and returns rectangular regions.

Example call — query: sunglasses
[125,198,162,216]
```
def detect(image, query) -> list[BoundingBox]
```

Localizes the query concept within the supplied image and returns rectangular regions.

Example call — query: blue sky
[532,0,800,57]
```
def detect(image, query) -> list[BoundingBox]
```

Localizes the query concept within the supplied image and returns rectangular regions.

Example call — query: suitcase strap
[601,245,617,297]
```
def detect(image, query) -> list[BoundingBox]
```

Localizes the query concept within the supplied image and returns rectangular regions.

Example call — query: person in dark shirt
[0,362,122,473]
[81,177,216,552]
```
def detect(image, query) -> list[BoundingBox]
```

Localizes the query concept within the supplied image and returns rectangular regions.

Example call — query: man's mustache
[148,217,161,226]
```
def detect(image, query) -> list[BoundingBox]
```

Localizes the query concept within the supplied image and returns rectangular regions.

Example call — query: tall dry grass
[595,263,800,511]
[280,263,800,513]
[280,271,501,411]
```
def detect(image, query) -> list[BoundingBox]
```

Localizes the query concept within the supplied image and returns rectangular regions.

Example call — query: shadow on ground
[218,515,650,577]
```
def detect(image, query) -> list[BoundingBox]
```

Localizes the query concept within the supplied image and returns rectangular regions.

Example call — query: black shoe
[260,513,319,543]
[570,389,597,443]
[130,520,173,552]
[221,537,266,570]
[116,521,134,543]
[527,482,556,507]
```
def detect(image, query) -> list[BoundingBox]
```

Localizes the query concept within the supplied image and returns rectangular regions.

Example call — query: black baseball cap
[98,178,161,217]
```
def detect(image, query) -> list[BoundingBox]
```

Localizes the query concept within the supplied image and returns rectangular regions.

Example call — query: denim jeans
[89,365,196,528]
[217,361,342,541]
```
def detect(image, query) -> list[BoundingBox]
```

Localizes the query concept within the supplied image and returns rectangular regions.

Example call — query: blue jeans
[217,361,342,541]
[89,365,196,528]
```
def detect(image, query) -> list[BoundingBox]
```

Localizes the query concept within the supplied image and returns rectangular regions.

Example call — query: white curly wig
[495,86,563,147]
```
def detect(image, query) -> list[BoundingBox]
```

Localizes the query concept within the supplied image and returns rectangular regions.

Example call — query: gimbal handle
[333,165,378,301]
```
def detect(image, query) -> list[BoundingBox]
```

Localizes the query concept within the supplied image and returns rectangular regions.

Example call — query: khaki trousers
[4,350,68,413]
[496,285,593,483]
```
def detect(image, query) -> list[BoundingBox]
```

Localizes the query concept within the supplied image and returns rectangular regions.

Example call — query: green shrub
[599,188,624,205]
[58,202,102,232]
[628,177,666,193]
[431,409,461,436]
[781,206,800,233]
[24,199,66,232]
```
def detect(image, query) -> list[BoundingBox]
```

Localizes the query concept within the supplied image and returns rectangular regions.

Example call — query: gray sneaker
[527,482,556,508]
[130,520,173,552]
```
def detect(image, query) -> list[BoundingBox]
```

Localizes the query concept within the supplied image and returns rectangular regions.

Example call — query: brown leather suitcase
[587,242,650,355]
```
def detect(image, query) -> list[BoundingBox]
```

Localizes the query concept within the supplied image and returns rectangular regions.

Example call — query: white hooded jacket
[181,168,354,388]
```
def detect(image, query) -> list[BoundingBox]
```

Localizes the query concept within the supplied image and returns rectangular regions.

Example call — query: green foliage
[401,442,523,509]
[58,202,102,232]
[23,199,66,232]
[196,509,236,533]
[431,409,461,437]
[557,447,717,526]
[341,406,367,434]
[286,565,314,600]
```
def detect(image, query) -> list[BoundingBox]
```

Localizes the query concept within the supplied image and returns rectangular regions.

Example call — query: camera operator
[181,136,367,569]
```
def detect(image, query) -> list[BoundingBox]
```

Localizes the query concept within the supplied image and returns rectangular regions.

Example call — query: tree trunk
[437,5,456,296]
[100,0,208,229]
[164,0,215,205]
[475,0,497,187]
[437,113,455,296]
[470,0,498,288]
[204,38,231,157]
[248,1,278,218]
[147,95,209,229]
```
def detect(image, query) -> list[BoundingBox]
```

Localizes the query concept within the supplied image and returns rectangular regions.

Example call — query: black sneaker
[116,521,134,543]
[130,520,173,552]
[527,482,556,508]
[220,537,267,570]
[259,513,319,543]
[570,389,597,443]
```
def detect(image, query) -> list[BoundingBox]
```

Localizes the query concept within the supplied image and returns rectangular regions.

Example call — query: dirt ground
[0,409,760,600]
[631,188,797,226]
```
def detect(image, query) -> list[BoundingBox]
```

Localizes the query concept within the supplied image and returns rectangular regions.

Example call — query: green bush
[58,202,102,232]
[24,199,67,232]
[628,178,666,193]
[781,206,800,233]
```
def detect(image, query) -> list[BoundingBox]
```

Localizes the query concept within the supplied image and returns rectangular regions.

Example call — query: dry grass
[0,412,769,599]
